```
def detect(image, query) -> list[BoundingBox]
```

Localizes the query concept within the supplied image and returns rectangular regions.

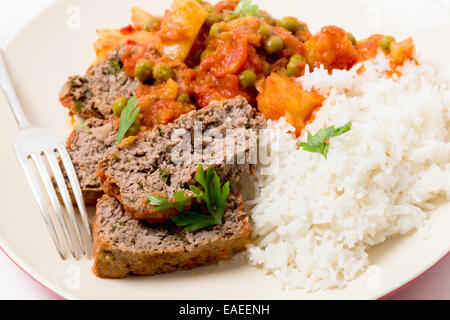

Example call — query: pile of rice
[245,54,450,291]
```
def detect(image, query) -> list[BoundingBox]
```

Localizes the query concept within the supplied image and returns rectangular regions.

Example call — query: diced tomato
[120,24,135,35]
[136,83,194,127]
[355,34,384,61]
[190,72,250,108]
[120,45,147,77]
[200,32,249,78]
[214,0,238,13]
[272,26,304,57]
[303,26,360,71]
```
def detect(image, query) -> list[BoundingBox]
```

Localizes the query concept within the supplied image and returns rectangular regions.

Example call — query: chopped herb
[299,122,352,158]
[138,182,144,190]
[125,157,131,162]
[108,57,123,75]
[159,167,171,183]
[111,153,120,161]
[147,165,230,232]
[87,130,92,134]
[231,0,261,17]
[74,120,88,131]
[116,95,141,144]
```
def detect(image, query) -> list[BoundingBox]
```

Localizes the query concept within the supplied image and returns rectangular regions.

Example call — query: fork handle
[0,50,31,129]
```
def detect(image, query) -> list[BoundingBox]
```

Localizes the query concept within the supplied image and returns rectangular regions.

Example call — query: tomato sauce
[104,0,416,134]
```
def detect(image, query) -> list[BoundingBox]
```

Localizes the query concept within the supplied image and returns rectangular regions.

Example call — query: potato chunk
[158,0,208,61]
[390,38,415,66]
[257,73,325,134]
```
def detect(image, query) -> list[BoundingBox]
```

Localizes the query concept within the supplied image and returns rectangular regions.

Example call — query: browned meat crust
[65,118,118,206]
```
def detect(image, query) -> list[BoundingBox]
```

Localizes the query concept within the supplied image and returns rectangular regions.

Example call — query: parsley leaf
[229,0,261,18]
[116,95,140,144]
[146,190,191,213]
[147,164,230,232]
[171,212,218,232]
[189,164,230,224]
[299,122,352,158]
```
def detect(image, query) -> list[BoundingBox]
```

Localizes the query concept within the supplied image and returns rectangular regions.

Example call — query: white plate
[0,0,449,300]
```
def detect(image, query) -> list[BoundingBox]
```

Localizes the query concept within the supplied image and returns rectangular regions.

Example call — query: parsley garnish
[146,191,191,214]
[232,0,261,17]
[299,122,352,158]
[147,164,230,232]
[116,95,140,144]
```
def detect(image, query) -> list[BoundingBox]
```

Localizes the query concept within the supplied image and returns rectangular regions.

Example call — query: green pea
[177,92,191,103]
[379,35,395,51]
[258,24,272,38]
[346,32,356,45]
[143,17,161,32]
[134,60,153,82]
[209,23,222,37]
[205,13,222,26]
[264,36,284,54]
[279,17,300,32]
[200,49,213,60]
[239,70,257,88]
[286,54,305,77]
[113,97,129,116]
[152,62,173,82]
[127,118,141,136]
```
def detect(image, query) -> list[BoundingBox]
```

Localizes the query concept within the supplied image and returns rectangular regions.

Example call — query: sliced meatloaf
[98,96,265,223]
[59,49,140,119]
[66,118,117,206]
[92,194,250,278]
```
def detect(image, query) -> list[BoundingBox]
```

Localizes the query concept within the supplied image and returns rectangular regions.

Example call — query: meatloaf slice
[66,118,117,206]
[59,48,140,119]
[92,194,250,278]
[98,96,265,222]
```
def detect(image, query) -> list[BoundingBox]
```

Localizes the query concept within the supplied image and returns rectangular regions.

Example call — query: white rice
[245,54,450,291]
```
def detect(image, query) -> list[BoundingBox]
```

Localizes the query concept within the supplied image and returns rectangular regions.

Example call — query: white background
[0,0,449,300]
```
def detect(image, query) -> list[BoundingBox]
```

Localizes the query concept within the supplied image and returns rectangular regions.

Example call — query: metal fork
[0,50,91,260]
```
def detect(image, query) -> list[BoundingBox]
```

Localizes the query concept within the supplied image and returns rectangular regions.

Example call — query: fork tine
[45,151,87,256]
[56,144,92,242]
[14,153,65,259]
[30,154,78,259]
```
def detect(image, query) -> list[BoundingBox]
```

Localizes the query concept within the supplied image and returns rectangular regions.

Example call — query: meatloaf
[65,118,117,206]
[92,194,250,278]
[59,48,140,119]
[98,96,265,222]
